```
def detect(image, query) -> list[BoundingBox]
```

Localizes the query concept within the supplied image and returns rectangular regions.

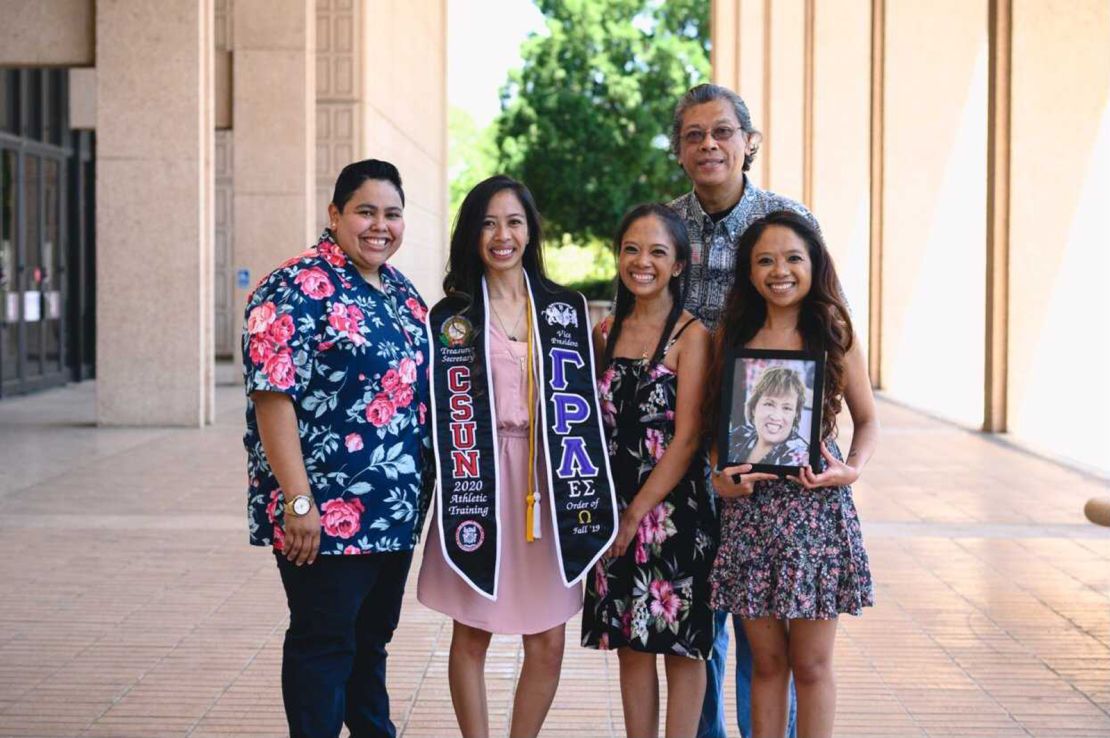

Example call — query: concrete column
[880,0,988,427]
[810,0,872,351]
[361,0,448,302]
[201,0,216,424]
[867,0,885,387]
[316,0,363,229]
[1007,0,1109,472]
[95,0,214,426]
[232,0,315,347]
[709,1,772,192]
[984,0,1011,433]
[0,0,94,66]
[764,0,807,201]
[738,0,769,186]
[710,0,739,91]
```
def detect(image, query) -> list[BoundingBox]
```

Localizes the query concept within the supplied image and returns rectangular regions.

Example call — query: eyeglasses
[680,125,740,146]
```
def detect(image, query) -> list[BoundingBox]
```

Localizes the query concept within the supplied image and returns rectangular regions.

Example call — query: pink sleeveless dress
[417,322,583,634]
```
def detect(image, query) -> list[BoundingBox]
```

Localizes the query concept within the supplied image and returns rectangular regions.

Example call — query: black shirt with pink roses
[242,229,432,555]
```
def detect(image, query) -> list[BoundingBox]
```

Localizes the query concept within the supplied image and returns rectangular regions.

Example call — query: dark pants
[276,550,414,738]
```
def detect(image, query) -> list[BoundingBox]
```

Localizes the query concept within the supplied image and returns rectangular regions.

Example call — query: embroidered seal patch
[439,314,474,347]
[542,302,578,328]
[455,520,485,553]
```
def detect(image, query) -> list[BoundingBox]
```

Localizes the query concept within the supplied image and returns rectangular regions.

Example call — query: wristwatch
[284,494,314,517]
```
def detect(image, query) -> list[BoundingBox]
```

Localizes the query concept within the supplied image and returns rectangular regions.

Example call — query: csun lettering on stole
[446,365,480,478]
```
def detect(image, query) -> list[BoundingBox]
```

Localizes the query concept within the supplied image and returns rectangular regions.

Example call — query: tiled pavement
[0,382,1107,737]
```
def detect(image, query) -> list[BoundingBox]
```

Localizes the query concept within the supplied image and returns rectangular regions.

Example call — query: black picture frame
[716,348,825,476]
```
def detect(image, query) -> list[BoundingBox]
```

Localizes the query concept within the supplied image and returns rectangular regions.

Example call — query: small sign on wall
[23,291,41,322]
[236,269,250,289]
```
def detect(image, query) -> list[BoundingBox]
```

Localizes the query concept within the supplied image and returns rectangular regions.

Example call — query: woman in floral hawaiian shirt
[242,159,431,738]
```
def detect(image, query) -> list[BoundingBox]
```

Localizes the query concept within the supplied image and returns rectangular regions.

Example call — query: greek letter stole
[426,271,617,599]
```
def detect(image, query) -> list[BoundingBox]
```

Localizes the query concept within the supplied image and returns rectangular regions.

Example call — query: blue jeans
[697,610,797,738]
[276,550,413,738]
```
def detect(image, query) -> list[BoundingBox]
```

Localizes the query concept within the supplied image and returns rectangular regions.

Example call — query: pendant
[508,335,518,342]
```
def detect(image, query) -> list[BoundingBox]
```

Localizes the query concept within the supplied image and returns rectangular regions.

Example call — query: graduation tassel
[524,296,540,542]
[530,464,542,540]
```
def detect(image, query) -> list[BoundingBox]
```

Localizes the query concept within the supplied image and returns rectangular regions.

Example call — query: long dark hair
[443,174,550,313]
[703,210,853,441]
[603,203,691,369]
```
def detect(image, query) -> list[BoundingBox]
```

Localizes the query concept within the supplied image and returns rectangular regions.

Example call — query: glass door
[0,147,68,395]
[41,157,65,378]
[0,68,80,398]
[0,149,16,387]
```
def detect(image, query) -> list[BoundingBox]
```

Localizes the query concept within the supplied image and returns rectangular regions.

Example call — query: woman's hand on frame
[712,464,778,498]
[788,443,859,490]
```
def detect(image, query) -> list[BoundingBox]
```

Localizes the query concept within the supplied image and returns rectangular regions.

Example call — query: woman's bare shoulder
[675,311,710,344]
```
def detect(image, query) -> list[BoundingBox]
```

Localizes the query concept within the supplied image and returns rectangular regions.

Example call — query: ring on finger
[731,473,743,485]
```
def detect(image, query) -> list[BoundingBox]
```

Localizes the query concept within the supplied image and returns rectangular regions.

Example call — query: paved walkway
[0,382,1107,737]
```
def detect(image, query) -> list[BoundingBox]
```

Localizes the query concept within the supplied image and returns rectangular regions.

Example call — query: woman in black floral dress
[581,204,718,738]
[704,211,878,738]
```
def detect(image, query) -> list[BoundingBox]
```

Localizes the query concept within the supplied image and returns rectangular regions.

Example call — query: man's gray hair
[670,83,762,171]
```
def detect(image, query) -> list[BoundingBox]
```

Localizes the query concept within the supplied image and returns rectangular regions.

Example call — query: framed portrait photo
[717,348,825,476]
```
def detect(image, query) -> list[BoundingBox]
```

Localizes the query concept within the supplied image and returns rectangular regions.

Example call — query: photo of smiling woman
[728,362,812,467]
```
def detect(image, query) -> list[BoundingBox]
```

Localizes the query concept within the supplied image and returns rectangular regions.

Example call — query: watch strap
[284,494,314,517]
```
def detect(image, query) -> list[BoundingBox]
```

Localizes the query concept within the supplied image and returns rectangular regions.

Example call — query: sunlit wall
[361,0,448,303]
[1008,0,1110,471]
[764,0,806,203]
[810,0,871,353]
[881,0,987,428]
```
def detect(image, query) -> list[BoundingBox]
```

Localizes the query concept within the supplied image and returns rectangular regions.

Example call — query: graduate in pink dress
[419,175,616,738]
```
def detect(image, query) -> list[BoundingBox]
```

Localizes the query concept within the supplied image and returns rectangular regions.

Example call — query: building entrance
[0,69,95,398]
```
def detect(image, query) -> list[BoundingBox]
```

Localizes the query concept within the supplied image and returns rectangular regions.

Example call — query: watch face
[292,496,311,515]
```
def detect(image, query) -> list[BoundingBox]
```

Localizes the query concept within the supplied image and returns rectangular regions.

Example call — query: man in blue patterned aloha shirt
[666,83,817,738]
[243,159,432,738]
[668,84,819,335]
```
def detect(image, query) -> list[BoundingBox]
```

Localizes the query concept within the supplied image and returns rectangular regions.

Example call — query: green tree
[448,105,499,223]
[495,0,709,241]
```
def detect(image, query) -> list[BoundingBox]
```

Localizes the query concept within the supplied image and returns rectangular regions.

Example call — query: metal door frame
[0,69,79,399]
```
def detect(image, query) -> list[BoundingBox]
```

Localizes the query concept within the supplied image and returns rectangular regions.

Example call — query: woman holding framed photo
[703,210,879,738]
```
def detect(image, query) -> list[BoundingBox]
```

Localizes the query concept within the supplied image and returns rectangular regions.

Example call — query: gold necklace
[634,327,661,362]
[491,298,526,341]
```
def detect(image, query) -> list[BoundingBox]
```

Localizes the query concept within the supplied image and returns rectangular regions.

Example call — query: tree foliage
[495,0,709,241]
[448,106,499,224]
